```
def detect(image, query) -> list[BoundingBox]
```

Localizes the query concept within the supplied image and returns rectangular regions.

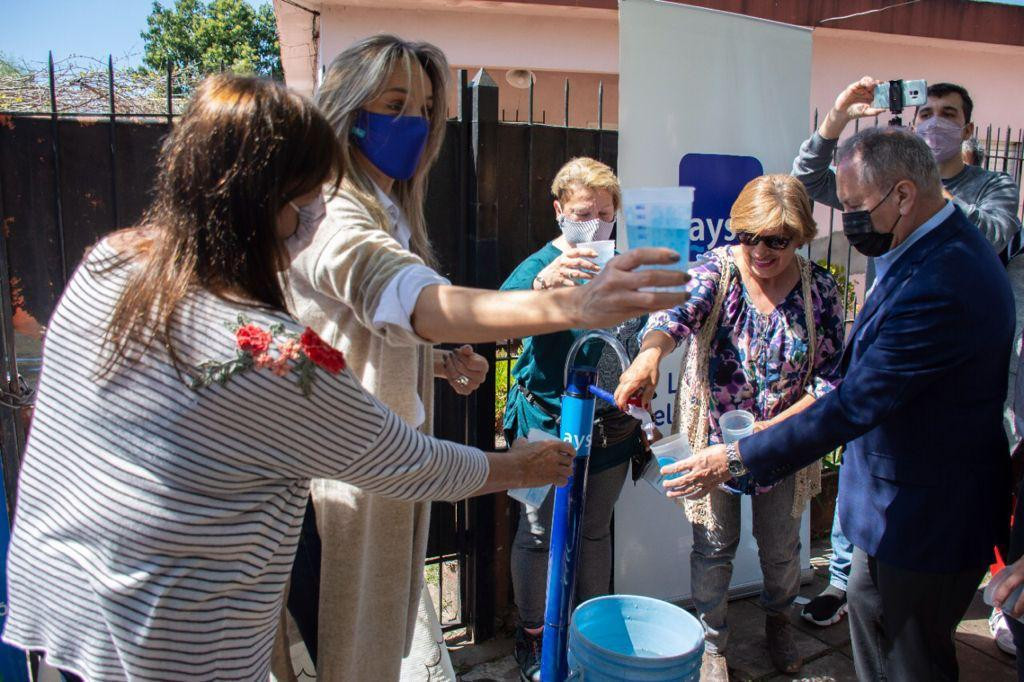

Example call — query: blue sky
[1,0,272,68]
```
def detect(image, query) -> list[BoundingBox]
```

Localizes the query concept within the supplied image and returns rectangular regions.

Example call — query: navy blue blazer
[742,206,1014,573]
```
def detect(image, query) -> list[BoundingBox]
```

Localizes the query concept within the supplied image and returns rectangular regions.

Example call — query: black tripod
[886,79,905,127]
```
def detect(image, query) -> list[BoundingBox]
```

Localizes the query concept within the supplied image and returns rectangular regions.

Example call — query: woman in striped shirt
[0,74,574,682]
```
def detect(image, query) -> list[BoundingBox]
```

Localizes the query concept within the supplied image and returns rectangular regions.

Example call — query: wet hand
[444,345,488,396]
[663,444,731,499]
[535,248,601,288]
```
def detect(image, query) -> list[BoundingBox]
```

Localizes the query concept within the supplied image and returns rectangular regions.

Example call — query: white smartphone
[872,79,928,110]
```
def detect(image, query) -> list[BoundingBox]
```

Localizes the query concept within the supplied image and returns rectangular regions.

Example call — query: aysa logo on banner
[679,153,763,261]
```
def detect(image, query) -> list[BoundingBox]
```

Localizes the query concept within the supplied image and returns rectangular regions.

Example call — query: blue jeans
[829,503,854,591]
[1007,613,1024,681]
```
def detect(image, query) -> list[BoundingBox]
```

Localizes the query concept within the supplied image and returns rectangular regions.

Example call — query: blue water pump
[541,331,631,682]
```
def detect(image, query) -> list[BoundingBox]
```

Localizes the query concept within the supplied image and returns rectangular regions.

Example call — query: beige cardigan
[279,188,443,681]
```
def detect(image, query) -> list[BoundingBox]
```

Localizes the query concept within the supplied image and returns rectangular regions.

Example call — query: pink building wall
[313,2,618,128]
[299,5,1024,135]
[811,27,1024,136]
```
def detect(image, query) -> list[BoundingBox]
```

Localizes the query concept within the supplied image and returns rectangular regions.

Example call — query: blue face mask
[351,110,430,181]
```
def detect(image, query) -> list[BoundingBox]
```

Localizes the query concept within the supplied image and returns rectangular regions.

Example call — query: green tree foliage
[141,0,282,79]
[0,52,29,78]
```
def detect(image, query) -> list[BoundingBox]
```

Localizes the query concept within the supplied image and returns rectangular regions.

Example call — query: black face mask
[842,184,902,258]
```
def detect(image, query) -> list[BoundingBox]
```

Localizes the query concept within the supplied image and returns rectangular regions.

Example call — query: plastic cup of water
[576,240,615,269]
[507,428,559,508]
[719,409,755,444]
[621,186,695,292]
[643,433,692,496]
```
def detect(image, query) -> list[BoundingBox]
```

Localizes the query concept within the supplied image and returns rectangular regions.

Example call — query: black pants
[30,653,83,682]
[287,497,322,667]
[848,547,985,681]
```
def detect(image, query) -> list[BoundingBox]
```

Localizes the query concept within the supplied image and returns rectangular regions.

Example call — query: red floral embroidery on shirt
[236,324,272,355]
[190,314,346,397]
[299,327,346,374]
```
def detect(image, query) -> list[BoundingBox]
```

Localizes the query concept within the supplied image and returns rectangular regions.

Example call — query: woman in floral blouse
[615,174,845,680]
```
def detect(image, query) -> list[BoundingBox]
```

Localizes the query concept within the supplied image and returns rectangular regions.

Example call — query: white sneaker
[990,608,1018,657]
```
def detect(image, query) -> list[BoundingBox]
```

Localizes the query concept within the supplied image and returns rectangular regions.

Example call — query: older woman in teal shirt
[500,157,647,682]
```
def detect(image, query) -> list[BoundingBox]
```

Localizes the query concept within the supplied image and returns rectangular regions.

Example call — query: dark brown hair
[927,82,973,123]
[99,74,342,374]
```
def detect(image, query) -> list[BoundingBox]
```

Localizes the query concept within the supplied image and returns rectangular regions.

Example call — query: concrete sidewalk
[451,539,1017,681]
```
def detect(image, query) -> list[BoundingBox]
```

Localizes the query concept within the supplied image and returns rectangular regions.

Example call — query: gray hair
[836,127,942,198]
[962,137,985,166]
[315,35,450,268]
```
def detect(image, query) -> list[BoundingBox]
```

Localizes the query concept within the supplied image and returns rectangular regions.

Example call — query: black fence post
[464,68,501,643]
[0,173,25,520]
[107,55,120,229]
[47,51,68,285]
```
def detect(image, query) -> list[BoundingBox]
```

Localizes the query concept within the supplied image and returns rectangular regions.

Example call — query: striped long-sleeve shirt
[1,239,488,681]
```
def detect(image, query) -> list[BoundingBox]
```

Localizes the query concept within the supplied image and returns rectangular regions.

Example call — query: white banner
[615,0,814,604]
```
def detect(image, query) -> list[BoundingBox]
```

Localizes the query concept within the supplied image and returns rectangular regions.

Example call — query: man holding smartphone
[790,76,1022,630]
[797,77,1021,261]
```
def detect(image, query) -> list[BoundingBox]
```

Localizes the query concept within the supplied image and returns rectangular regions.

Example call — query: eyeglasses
[736,232,792,250]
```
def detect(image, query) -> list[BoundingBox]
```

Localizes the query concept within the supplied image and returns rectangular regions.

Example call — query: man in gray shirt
[796,77,1021,258]
[795,77,1022,629]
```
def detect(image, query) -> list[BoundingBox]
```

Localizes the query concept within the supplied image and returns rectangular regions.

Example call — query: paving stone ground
[450,539,1018,681]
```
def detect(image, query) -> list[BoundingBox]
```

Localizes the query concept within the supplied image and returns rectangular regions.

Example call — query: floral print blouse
[644,246,846,454]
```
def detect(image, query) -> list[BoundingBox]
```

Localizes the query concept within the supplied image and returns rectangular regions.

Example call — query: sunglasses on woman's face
[736,232,792,250]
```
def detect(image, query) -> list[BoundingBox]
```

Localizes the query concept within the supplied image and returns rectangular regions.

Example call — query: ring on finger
[455,374,470,387]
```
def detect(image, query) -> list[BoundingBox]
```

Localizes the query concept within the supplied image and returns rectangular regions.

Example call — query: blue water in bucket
[567,595,704,681]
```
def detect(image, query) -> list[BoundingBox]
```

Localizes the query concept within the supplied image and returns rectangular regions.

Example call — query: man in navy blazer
[667,127,1014,681]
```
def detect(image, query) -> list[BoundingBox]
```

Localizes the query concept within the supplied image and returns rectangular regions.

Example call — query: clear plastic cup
[576,240,615,269]
[622,186,695,292]
[507,428,558,509]
[984,568,1024,623]
[719,409,755,444]
[643,432,692,496]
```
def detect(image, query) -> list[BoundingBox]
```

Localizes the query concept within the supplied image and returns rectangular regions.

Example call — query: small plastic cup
[643,433,692,495]
[984,568,1024,624]
[621,186,695,292]
[507,428,558,509]
[576,240,615,269]
[719,410,755,444]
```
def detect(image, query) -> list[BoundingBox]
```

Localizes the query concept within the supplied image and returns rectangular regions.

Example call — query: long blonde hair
[316,34,448,269]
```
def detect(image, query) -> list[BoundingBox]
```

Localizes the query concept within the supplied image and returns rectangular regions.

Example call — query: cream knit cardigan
[277,188,444,681]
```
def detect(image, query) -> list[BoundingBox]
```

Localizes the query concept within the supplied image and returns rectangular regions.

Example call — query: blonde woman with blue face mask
[278,34,690,682]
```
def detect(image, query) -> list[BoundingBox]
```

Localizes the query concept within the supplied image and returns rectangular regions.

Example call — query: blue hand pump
[540,331,631,682]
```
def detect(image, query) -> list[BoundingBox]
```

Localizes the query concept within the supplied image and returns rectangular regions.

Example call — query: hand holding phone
[832,76,888,123]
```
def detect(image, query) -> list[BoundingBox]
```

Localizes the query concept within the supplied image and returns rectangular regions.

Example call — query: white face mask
[558,214,615,244]
[284,194,326,249]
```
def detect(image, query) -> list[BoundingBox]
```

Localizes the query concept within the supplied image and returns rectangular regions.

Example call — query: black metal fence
[1,56,1023,643]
